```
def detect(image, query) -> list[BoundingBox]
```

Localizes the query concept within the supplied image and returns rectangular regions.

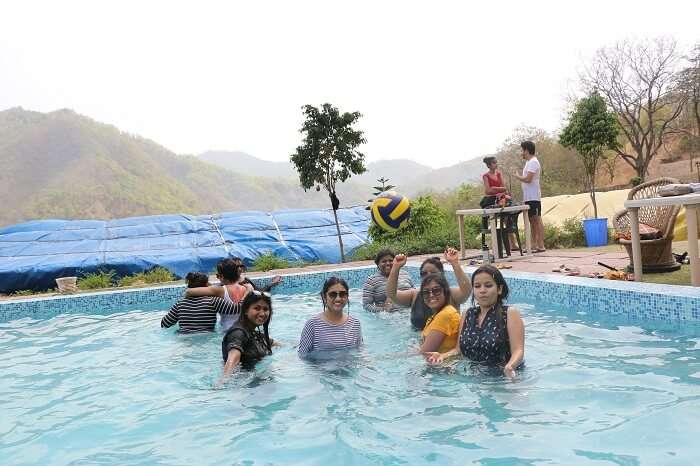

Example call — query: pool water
[1,289,700,465]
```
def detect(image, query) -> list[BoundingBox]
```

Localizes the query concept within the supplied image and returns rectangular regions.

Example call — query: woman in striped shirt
[298,277,362,356]
[161,272,239,333]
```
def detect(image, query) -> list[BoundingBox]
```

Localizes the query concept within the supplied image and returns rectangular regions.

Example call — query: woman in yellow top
[417,272,461,354]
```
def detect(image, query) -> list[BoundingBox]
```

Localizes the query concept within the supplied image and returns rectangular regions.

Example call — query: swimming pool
[1,275,700,465]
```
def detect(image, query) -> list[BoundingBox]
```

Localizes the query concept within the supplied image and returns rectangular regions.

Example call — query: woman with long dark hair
[298,277,362,356]
[426,265,524,377]
[416,273,461,354]
[385,247,471,330]
[220,291,274,379]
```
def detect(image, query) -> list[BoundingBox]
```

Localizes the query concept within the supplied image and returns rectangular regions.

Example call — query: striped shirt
[298,315,363,355]
[362,271,414,313]
[161,296,239,333]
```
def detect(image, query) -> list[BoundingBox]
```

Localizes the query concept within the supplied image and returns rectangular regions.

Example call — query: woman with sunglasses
[220,290,275,381]
[426,265,524,378]
[298,277,362,356]
[386,247,471,330]
[416,273,461,354]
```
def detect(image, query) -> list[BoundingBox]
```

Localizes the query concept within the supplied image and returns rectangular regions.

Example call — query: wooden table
[456,205,532,262]
[625,193,700,286]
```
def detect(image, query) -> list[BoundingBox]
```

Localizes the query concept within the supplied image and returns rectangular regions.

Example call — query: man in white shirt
[513,141,545,252]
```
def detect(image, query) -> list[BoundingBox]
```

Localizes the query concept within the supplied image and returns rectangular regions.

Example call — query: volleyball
[370,191,411,232]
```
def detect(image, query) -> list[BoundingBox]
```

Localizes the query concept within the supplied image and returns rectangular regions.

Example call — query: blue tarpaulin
[0,207,370,293]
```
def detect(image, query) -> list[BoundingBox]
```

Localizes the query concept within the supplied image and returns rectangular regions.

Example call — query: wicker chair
[613,177,681,273]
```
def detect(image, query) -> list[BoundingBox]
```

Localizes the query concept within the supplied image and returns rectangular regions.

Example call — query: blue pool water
[1,289,700,465]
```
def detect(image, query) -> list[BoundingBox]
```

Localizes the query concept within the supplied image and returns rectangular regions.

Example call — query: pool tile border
[1,264,699,323]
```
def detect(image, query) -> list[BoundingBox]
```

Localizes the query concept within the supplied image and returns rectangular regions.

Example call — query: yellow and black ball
[370,191,411,232]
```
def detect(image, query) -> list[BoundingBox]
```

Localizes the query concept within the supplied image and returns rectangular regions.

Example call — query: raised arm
[444,247,471,305]
[386,254,418,307]
[503,307,525,378]
[184,285,224,298]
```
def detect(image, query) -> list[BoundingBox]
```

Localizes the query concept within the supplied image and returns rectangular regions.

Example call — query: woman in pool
[426,264,524,378]
[220,291,275,378]
[386,247,471,330]
[415,273,461,354]
[161,272,240,333]
[185,258,253,331]
[298,277,362,356]
[362,249,414,313]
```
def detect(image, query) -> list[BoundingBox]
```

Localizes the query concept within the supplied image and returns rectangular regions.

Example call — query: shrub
[541,217,587,249]
[77,270,116,290]
[630,176,642,187]
[252,253,290,272]
[143,267,175,283]
[117,273,146,287]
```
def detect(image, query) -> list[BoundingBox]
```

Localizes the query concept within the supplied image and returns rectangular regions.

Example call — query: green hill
[0,108,369,226]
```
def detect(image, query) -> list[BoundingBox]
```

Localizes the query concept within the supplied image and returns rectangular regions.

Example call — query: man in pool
[362,249,413,312]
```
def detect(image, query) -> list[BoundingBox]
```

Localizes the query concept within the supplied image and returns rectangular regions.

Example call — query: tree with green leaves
[290,103,367,262]
[559,91,619,218]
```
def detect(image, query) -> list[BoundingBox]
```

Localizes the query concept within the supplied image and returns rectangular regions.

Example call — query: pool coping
[1,261,698,324]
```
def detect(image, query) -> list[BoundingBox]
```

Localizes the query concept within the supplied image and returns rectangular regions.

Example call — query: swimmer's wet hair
[216,258,242,282]
[185,272,209,288]
[420,257,444,275]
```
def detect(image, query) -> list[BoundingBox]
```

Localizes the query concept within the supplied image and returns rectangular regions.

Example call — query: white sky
[1,0,698,168]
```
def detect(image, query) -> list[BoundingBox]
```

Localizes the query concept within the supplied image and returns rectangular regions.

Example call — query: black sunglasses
[251,290,271,298]
[421,286,444,297]
[327,290,348,299]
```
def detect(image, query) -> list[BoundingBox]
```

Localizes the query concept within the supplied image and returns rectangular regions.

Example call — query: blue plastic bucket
[583,218,608,247]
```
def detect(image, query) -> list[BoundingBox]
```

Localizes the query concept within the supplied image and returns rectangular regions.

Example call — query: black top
[459,305,511,366]
[221,323,272,367]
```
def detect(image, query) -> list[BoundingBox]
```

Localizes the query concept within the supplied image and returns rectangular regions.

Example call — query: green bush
[117,273,146,287]
[542,217,587,249]
[77,270,116,290]
[115,267,175,287]
[143,267,175,283]
[630,176,642,187]
[252,253,290,272]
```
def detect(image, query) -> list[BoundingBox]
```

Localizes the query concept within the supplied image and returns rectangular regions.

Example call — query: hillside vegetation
[0,108,373,226]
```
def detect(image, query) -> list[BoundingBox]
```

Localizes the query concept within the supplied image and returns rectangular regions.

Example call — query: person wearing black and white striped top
[298,277,362,355]
[362,249,414,313]
[161,272,240,333]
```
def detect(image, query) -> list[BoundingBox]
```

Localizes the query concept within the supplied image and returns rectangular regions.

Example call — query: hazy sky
[1,1,698,168]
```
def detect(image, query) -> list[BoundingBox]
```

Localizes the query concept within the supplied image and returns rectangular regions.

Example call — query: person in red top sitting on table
[481,156,518,251]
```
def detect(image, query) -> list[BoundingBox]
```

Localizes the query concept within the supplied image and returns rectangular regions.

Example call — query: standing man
[513,141,545,252]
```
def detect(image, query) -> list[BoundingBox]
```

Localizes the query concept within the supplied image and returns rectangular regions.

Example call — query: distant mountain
[0,107,485,227]
[0,108,367,226]
[199,150,297,178]
[197,150,480,197]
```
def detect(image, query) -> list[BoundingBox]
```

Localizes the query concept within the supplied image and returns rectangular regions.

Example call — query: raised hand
[270,275,283,286]
[444,247,459,265]
[393,254,407,268]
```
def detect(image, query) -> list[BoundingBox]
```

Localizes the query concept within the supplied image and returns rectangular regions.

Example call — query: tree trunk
[331,197,345,263]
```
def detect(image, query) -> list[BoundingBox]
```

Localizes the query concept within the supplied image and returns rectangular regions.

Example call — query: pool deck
[0,243,674,301]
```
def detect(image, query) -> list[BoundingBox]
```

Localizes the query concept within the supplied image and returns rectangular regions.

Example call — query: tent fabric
[0,207,370,293]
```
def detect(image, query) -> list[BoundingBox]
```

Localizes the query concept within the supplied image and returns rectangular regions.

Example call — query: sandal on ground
[534,248,547,253]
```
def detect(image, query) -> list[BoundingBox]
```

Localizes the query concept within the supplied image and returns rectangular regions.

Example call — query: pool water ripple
[1,290,700,465]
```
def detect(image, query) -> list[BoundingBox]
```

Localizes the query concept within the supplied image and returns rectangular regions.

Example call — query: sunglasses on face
[251,290,271,298]
[327,290,348,299]
[421,286,444,297]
